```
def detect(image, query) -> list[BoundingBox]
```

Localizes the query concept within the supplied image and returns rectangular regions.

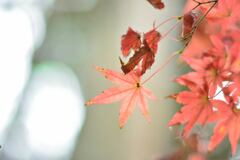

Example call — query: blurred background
[0,0,231,160]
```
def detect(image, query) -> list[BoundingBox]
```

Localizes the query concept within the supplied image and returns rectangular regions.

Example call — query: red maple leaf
[229,43,240,73]
[208,99,240,155]
[169,72,216,137]
[183,36,233,97]
[121,27,141,57]
[120,46,155,75]
[201,0,240,20]
[182,11,198,39]
[144,29,161,53]
[85,66,156,128]
[199,0,240,32]
[120,29,161,75]
[147,0,165,10]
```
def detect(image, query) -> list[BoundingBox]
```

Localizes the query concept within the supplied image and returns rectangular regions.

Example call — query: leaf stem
[161,21,182,40]
[191,0,218,11]
[209,82,230,99]
[142,51,180,85]
[155,16,183,29]
[184,0,218,47]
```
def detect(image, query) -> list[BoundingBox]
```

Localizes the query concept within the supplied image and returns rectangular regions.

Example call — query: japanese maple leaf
[222,74,240,103]
[169,72,216,137]
[183,36,232,97]
[200,0,240,31]
[147,0,165,10]
[201,0,240,20]
[186,56,228,97]
[120,29,161,75]
[121,27,141,57]
[182,11,198,39]
[144,29,161,54]
[208,99,240,155]
[121,46,155,75]
[85,66,156,128]
[229,43,240,73]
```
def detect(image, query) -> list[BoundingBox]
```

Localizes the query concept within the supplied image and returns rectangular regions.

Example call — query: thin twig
[209,81,230,99]
[184,1,218,48]
[142,51,180,85]
[191,0,218,11]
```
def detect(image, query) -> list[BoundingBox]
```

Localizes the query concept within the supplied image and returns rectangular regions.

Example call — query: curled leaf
[121,27,141,57]
[120,28,161,75]
[121,46,155,75]
[182,11,199,39]
[144,29,161,53]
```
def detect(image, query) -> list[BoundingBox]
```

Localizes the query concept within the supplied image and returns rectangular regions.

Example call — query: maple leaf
[183,36,233,97]
[85,66,156,128]
[147,0,165,10]
[201,0,240,20]
[169,72,216,137]
[120,29,161,75]
[200,0,240,31]
[229,43,240,73]
[208,99,240,155]
[121,27,141,57]
[144,29,161,53]
[182,11,198,39]
[120,46,155,75]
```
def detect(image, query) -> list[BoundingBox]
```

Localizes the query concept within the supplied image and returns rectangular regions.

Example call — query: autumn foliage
[86,0,240,158]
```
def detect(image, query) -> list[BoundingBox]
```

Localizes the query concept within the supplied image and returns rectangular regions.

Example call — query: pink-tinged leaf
[176,91,199,105]
[168,112,183,126]
[175,72,204,91]
[147,0,165,10]
[87,67,156,128]
[208,122,228,151]
[183,56,213,72]
[119,90,138,128]
[138,90,151,122]
[170,77,215,137]
[141,87,157,100]
[85,86,134,106]
[169,104,196,127]
[210,35,225,50]
[196,104,213,125]
[228,118,240,155]
[182,110,199,137]
[121,27,141,57]
[95,66,135,84]
[208,100,240,155]
[211,100,232,116]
